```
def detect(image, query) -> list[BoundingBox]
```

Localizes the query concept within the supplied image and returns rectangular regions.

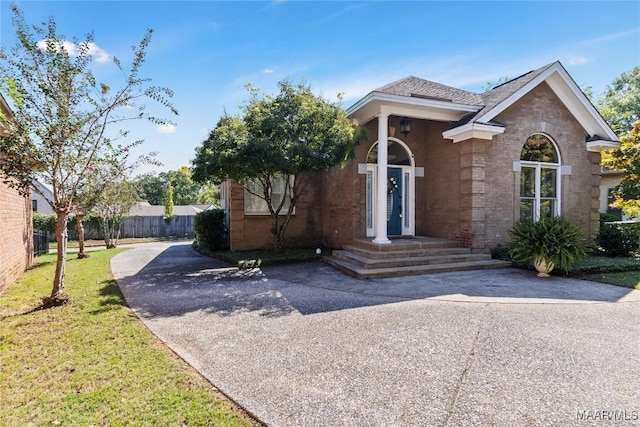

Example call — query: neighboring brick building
[224,62,619,264]
[0,94,33,291]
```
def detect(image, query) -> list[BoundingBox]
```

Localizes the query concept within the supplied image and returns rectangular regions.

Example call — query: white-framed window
[244,175,293,215]
[519,134,561,221]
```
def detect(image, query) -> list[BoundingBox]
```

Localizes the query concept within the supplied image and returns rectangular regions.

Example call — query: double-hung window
[519,134,561,222]
[244,175,293,215]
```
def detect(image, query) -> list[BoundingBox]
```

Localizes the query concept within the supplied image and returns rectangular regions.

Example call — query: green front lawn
[581,271,640,289]
[0,250,257,427]
[572,255,640,289]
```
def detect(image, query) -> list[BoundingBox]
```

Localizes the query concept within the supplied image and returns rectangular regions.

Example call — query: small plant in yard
[508,216,586,275]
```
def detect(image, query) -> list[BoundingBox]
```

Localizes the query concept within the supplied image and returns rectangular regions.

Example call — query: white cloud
[263,68,275,74]
[563,55,592,66]
[86,42,110,63]
[157,123,177,134]
[36,39,110,63]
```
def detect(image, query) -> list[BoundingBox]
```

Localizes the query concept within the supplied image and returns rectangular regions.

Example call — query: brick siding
[228,82,601,252]
[0,180,33,292]
[227,173,323,251]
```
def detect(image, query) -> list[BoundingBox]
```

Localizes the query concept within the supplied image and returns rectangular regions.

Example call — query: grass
[574,256,640,289]
[0,249,259,427]
[580,271,640,289]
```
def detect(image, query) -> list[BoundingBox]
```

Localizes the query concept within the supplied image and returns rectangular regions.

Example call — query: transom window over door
[519,134,561,221]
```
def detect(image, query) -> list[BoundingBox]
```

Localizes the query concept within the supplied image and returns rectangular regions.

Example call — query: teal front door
[387,167,402,235]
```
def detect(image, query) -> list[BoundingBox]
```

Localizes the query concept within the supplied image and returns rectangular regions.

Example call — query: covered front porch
[347,80,504,248]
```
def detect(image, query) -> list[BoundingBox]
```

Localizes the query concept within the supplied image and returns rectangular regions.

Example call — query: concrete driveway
[111,241,640,426]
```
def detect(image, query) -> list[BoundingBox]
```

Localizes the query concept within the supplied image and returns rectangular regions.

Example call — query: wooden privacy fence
[121,215,195,238]
[68,215,196,240]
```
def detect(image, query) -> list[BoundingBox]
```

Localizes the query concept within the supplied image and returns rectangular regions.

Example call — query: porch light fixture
[400,117,411,137]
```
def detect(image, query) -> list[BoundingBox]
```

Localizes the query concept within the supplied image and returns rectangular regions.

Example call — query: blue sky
[1,1,639,175]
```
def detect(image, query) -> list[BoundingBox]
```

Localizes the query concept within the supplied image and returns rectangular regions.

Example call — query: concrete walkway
[111,241,640,426]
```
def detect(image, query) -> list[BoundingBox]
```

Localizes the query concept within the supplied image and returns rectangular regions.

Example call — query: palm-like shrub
[508,216,586,274]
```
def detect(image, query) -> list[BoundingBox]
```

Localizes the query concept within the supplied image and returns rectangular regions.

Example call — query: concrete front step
[351,237,463,252]
[333,250,494,269]
[342,244,471,260]
[324,256,512,279]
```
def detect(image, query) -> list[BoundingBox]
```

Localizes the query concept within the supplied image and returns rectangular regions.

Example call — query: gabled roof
[348,61,619,150]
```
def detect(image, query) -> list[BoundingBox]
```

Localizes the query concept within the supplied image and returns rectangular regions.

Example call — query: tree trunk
[102,218,112,249]
[52,211,69,298]
[76,213,87,258]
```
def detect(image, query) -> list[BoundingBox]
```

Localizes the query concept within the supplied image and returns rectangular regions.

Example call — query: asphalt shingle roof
[373,62,560,128]
[374,76,484,106]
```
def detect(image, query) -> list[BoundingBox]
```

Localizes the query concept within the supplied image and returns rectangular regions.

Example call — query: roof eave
[347,92,482,125]
[442,122,506,143]
[586,139,621,153]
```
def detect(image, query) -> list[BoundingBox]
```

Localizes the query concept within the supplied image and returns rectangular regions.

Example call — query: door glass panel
[367,141,411,165]
[404,172,410,228]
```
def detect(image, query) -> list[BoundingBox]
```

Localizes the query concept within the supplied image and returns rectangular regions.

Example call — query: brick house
[0,93,33,291]
[222,62,619,276]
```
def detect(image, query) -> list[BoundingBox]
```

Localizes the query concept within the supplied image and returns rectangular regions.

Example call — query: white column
[373,114,391,244]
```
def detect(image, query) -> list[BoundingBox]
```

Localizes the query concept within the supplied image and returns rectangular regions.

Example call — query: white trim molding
[586,139,620,152]
[442,122,505,143]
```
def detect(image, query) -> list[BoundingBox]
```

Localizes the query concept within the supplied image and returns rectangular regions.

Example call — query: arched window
[519,134,561,221]
[367,140,412,165]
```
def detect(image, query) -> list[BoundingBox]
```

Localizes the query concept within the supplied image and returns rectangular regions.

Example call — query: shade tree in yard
[0,6,177,304]
[192,80,365,251]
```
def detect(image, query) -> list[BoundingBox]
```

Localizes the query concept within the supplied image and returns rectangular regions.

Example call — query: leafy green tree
[133,172,166,205]
[0,6,176,302]
[602,120,640,217]
[192,80,364,251]
[134,167,215,205]
[93,179,140,248]
[75,151,158,257]
[164,166,200,205]
[164,182,174,218]
[597,67,640,136]
[195,182,220,205]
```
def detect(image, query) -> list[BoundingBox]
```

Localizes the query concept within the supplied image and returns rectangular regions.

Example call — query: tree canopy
[602,120,640,216]
[597,66,640,136]
[133,166,218,205]
[0,6,176,301]
[192,80,364,250]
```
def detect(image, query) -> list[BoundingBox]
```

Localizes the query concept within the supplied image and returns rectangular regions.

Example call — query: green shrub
[596,222,640,257]
[35,213,104,241]
[600,212,620,224]
[33,213,57,233]
[508,216,586,274]
[194,209,228,252]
